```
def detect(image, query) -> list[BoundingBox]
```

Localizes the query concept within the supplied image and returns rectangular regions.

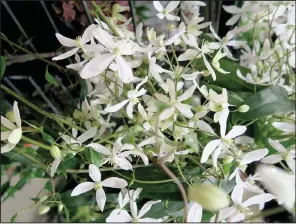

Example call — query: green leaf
[0,181,10,196]
[44,180,52,192]
[40,127,55,145]
[45,65,59,86]
[64,205,70,222]
[1,56,6,80]
[10,214,17,222]
[232,86,295,123]
[90,149,101,167]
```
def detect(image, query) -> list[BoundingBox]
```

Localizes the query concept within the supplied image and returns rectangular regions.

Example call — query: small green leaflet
[1,56,6,80]
[90,149,101,168]
[40,127,55,145]
[45,65,59,86]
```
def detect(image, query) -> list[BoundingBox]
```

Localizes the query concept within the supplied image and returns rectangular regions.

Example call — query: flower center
[222,138,232,145]
[75,36,83,48]
[162,9,168,15]
[95,182,102,190]
[114,47,120,56]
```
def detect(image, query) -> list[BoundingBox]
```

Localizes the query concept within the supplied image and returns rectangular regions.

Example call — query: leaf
[0,181,10,196]
[40,127,55,145]
[44,180,52,192]
[2,178,28,202]
[64,205,70,222]
[90,149,101,167]
[60,190,95,208]
[45,65,59,86]
[1,56,6,80]
[10,214,17,222]
[232,86,295,123]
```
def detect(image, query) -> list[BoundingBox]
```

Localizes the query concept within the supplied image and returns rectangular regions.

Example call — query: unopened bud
[223,155,234,164]
[238,104,250,113]
[50,145,61,160]
[39,196,48,203]
[38,205,50,215]
[6,111,15,122]
[188,183,230,211]
[58,204,64,212]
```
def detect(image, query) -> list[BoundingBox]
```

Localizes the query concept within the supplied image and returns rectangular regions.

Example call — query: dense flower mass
[1,1,295,223]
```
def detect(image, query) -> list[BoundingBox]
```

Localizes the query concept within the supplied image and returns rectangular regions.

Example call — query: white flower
[261,138,295,174]
[104,77,148,119]
[153,1,180,21]
[187,201,203,222]
[228,148,268,180]
[272,121,295,134]
[1,101,22,153]
[80,26,136,83]
[157,142,191,163]
[52,24,96,61]
[235,172,264,194]
[218,186,276,222]
[256,164,295,214]
[71,164,127,211]
[211,47,230,74]
[201,125,247,168]
[155,78,195,119]
[106,188,131,220]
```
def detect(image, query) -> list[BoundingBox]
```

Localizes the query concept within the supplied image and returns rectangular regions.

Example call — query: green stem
[18,149,47,168]
[91,2,120,37]
[1,84,85,132]
[175,157,190,186]
[21,135,51,150]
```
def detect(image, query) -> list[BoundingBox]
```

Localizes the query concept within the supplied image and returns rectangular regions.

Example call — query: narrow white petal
[175,103,193,118]
[13,101,21,128]
[201,139,221,163]
[153,1,164,12]
[157,13,165,19]
[230,213,245,222]
[55,33,76,47]
[138,136,157,148]
[8,128,22,144]
[71,182,96,196]
[138,104,149,120]
[117,157,133,170]
[1,131,12,140]
[50,159,61,177]
[80,53,115,79]
[105,99,129,113]
[159,106,175,120]
[187,202,202,222]
[286,158,295,174]
[218,108,229,137]
[165,14,180,21]
[154,93,170,104]
[231,184,244,205]
[165,1,180,12]
[96,188,106,212]
[268,138,286,153]
[272,122,295,133]
[106,210,132,222]
[203,54,216,81]
[77,127,97,143]
[89,164,101,182]
[101,177,128,188]
[116,56,134,83]
[138,200,161,218]
[178,49,199,61]
[225,125,247,139]
[52,47,79,61]
[242,193,276,208]
[81,24,96,44]
[93,27,114,49]
[241,148,268,165]
[87,143,111,155]
[229,168,239,181]
[196,120,215,135]
[1,143,16,153]
[261,154,283,164]
[212,144,222,168]
[226,14,241,26]
[1,116,17,130]
[178,85,196,102]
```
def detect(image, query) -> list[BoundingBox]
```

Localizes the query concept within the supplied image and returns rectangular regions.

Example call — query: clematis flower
[104,77,148,119]
[52,24,96,61]
[155,78,195,119]
[153,1,180,21]
[217,186,276,222]
[107,188,131,220]
[261,138,295,174]
[201,125,247,168]
[187,201,203,222]
[235,172,264,194]
[80,26,137,83]
[71,164,127,211]
[1,101,22,153]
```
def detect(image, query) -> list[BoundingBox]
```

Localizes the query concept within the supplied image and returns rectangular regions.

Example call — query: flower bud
[58,204,64,212]
[223,155,234,164]
[188,183,230,211]
[238,104,250,113]
[6,111,15,122]
[38,205,50,215]
[39,196,48,202]
[50,145,61,160]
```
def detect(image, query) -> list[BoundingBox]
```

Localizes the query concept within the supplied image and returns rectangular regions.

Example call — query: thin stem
[175,157,191,186]
[129,0,137,30]
[21,135,51,150]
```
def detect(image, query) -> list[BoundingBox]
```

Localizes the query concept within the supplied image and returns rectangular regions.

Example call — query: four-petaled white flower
[71,164,127,211]
[201,125,247,168]
[261,138,295,174]
[153,1,180,21]
[1,101,22,153]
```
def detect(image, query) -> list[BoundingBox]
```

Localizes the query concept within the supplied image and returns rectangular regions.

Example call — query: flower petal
[175,103,193,118]
[13,101,21,128]
[225,125,247,139]
[241,148,268,165]
[230,213,245,222]
[89,164,101,182]
[231,184,244,205]
[1,143,16,153]
[138,200,161,218]
[55,33,76,47]
[1,131,12,140]
[117,157,133,170]
[165,1,180,12]
[1,116,17,130]
[286,158,295,174]
[268,138,286,153]
[153,1,164,12]
[77,127,97,143]
[201,139,221,163]
[106,210,132,222]
[96,188,106,212]
[50,159,61,177]
[8,128,22,144]
[159,106,175,120]
[261,154,283,164]
[178,85,196,102]
[71,182,96,196]
[101,177,128,188]
[218,108,229,137]
[87,143,111,155]
[187,202,202,222]
[126,101,134,119]
[82,24,96,44]
[93,27,114,49]
[138,136,157,148]
[242,193,276,208]
[178,49,199,61]
[116,56,134,83]
[165,14,180,21]
[105,99,129,113]
[196,120,215,135]
[212,144,223,168]
[52,47,79,61]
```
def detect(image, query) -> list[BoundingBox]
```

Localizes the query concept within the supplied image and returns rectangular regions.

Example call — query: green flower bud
[223,155,234,164]
[38,205,50,215]
[50,145,61,160]
[39,196,48,202]
[238,105,250,113]
[188,183,230,211]
[58,204,64,212]
[6,111,15,122]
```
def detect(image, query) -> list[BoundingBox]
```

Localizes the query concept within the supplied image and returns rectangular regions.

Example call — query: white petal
[235,136,254,144]
[101,177,128,188]
[138,136,156,148]
[196,120,215,135]
[165,14,180,21]
[178,49,199,61]
[8,128,22,144]
[77,127,97,143]
[1,131,12,140]
[55,33,76,47]
[117,157,133,170]
[140,218,162,222]
[165,1,180,12]
[138,104,149,120]
[178,85,196,102]
[272,122,295,133]
[93,27,114,49]
[116,56,134,83]
[13,101,21,128]
[201,139,221,163]
[82,24,96,44]
[225,125,247,139]
[106,210,132,222]
[130,200,138,218]
[71,182,96,196]
[153,1,164,12]
[96,188,106,212]
[52,47,79,61]
[138,200,161,218]
[136,22,143,43]
[1,143,16,153]
[87,143,111,155]
[80,53,115,79]
[126,101,134,119]
[1,116,17,130]
[154,93,170,104]
[286,158,295,174]
[222,5,241,14]
[175,103,193,118]
[203,54,216,81]
[89,164,101,182]
[227,40,246,47]
[157,13,165,19]
[268,138,286,153]
[231,184,244,205]
[241,148,268,165]
[242,193,276,208]
[212,144,222,168]
[230,213,245,222]
[217,207,237,222]
[261,154,283,164]
[159,106,175,120]
[50,159,61,177]
[226,14,241,26]
[218,108,229,137]
[209,24,222,41]
[105,99,129,113]
[229,168,239,181]
[187,202,202,222]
